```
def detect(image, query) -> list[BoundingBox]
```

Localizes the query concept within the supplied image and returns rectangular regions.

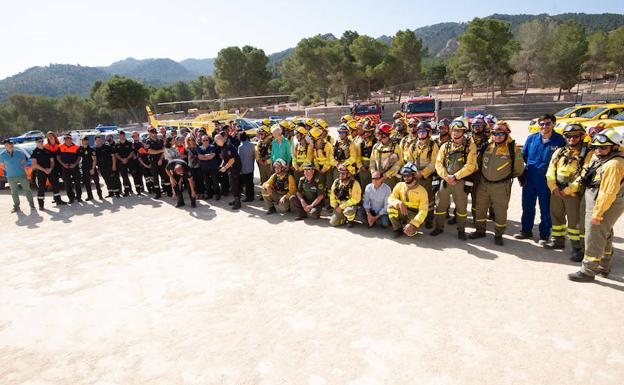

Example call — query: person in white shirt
[357,170,392,228]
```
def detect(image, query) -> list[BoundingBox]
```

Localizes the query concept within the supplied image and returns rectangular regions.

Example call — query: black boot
[469,231,486,240]
[570,249,583,263]
[265,206,276,215]
[231,198,241,210]
[38,198,45,210]
[457,230,467,241]
[568,271,595,282]
[175,199,185,208]
[447,216,457,225]
[393,229,403,238]
[513,232,533,240]
[430,229,443,236]
[494,235,504,246]
[544,237,565,250]
[191,198,197,208]
[346,221,354,228]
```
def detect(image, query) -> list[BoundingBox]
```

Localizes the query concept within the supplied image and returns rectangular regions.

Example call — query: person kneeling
[329,164,362,227]
[166,159,197,208]
[262,158,296,215]
[290,162,325,220]
[387,162,429,237]
[357,170,391,228]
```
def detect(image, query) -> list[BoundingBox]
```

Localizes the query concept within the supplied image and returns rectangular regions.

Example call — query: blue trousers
[521,172,551,239]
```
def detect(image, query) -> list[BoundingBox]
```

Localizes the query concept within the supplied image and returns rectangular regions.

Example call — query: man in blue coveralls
[515,113,566,243]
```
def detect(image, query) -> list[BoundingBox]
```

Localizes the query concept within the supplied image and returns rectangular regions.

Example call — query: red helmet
[377,123,393,135]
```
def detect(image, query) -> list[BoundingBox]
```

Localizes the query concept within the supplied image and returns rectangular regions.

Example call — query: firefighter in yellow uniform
[569,129,624,282]
[387,162,429,238]
[356,122,377,191]
[431,120,477,240]
[329,163,362,227]
[370,123,402,190]
[469,121,525,245]
[409,121,439,229]
[310,127,334,209]
[262,158,296,215]
[255,125,273,184]
[341,114,354,124]
[434,118,451,148]
[332,124,357,180]
[292,124,313,182]
[280,120,295,142]
[544,124,593,259]
[391,118,408,148]
[399,118,420,163]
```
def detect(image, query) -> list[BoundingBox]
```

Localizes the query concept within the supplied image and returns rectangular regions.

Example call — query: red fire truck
[400,96,441,122]
[352,102,383,124]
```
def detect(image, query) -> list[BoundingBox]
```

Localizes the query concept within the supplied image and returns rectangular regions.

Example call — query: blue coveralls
[521,132,566,239]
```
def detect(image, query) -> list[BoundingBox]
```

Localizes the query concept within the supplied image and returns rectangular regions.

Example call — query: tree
[607,26,624,90]
[511,18,557,98]
[242,46,272,95]
[383,30,423,102]
[350,35,388,96]
[101,76,149,124]
[214,46,271,97]
[548,21,588,98]
[451,18,517,103]
[190,75,217,100]
[585,32,609,92]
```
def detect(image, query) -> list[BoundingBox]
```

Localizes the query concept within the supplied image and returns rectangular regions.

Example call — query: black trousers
[219,170,230,195]
[62,166,82,201]
[240,173,254,200]
[129,160,145,193]
[81,167,102,198]
[150,159,171,195]
[202,169,221,197]
[228,170,241,199]
[34,170,61,204]
[99,166,119,196]
[173,175,195,205]
[117,161,133,193]
[49,165,63,202]
[190,167,204,194]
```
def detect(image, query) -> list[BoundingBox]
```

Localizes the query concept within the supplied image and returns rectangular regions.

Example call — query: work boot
[346,221,354,228]
[38,198,45,210]
[215,195,221,201]
[123,190,130,197]
[11,206,20,213]
[468,231,486,240]
[598,267,610,278]
[425,218,433,229]
[494,235,504,246]
[447,216,457,225]
[430,229,443,236]
[265,206,276,215]
[568,271,595,282]
[85,195,94,201]
[231,198,241,210]
[544,237,565,250]
[175,200,185,208]
[393,229,403,238]
[190,198,197,208]
[570,249,583,263]
[55,198,67,205]
[106,192,114,198]
[98,192,104,200]
[228,201,235,206]
[29,201,36,209]
[513,232,533,240]
[294,215,305,221]
[457,230,467,241]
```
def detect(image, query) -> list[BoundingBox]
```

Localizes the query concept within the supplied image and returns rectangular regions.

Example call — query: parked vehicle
[400,96,441,122]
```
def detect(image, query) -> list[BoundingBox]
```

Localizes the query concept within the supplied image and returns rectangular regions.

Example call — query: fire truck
[400,96,441,122]
[351,102,383,124]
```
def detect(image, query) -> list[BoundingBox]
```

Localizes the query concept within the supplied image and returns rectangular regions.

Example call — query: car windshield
[613,111,624,121]
[355,105,379,115]
[464,110,484,118]
[404,101,435,113]
[555,107,575,117]
[236,118,259,130]
[582,107,607,119]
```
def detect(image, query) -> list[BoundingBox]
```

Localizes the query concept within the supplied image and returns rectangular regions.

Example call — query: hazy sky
[2,0,623,79]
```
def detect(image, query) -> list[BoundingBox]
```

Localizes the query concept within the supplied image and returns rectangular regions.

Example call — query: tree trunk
[557,87,562,101]
[614,73,620,91]
[397,89,403,104]
[589,72,595,93]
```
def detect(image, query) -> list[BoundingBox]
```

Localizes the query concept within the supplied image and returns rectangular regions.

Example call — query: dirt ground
[2,121,624,384]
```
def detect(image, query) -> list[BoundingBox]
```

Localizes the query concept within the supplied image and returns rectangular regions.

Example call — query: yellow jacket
[410,139,439,179]
[399,135,418,163]
[331,138,357,168]
[330,178,362,210]
[262,173,296,198]
[588,154,624,220]
[293,140,313,171]
[479,137,525,183]
[370,141,402,178]
[313,140,333,173]
[546,146,593,196]
[387,182,429,227]
[435,139,477,180]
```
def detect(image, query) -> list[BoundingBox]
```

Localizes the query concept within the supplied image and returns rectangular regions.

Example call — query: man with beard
[329,164,362,228]
[387,162,429,238]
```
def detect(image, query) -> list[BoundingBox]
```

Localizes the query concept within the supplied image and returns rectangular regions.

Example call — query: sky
[1,0,623,80]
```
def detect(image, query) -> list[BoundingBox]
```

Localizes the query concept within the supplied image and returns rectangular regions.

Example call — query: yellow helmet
[315,118,328,130]
[279,120,291,130]
[295,126,308,136]
[309,127,323,139]
[346,119,358,131]
[305,118,315,128]
[341,114,354,123]
[337,163,355,175]
[261,118,272,127]
[257,125,271,135]
[591,128,622,147]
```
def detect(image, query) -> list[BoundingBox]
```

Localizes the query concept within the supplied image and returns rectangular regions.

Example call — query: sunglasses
[417,129,429,134]
[565,135,582,139]
[538,121,553,127]
[492,132,506,137]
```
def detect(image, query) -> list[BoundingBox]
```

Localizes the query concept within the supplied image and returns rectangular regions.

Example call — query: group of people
[1,112,622,283]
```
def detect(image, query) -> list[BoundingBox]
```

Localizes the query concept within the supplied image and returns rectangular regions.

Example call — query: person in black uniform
[136,137,153,193]
[145,127,169,198]
[114,131,135,196]
[215,129,230,195]
[57,134,82,203]
[166,159,197,208]
[78,137,103,200]
[130,131,145,195]
[43,131,65,205]
[31,138,64,209]
[215,133,242,210]
[95,135,118,198]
